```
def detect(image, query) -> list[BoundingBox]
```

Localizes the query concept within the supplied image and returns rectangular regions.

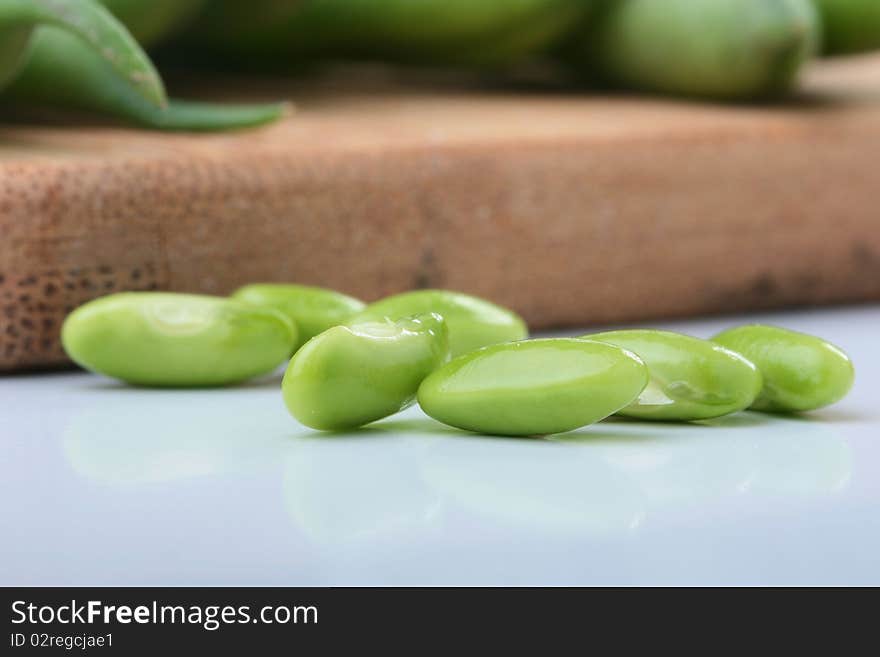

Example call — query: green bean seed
[712,325,855,412]
[812,0,880,55]
[417,338,649,436]
[282,313,449,431]
[351,289,528,358]
[232,284,365,352]
[585,330,763,421]
[61,293,297,387]
[567,0,819,99]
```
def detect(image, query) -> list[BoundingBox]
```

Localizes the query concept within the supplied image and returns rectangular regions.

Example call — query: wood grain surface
[2,56,880,372]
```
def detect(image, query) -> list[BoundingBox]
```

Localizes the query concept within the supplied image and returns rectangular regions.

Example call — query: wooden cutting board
[2,56,880,372]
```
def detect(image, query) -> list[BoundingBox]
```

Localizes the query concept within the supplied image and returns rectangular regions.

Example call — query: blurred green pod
[99,0,208,47]
[585,329,763,421]
[2,0,286,131]
[812,0,880,55]
[189,0,592,67]
[2,26,288,130]
[0,0,164,105]
[232,283,366,351]
[417,338,649,437]
[351,289,528,358]
[282,313,449,431]
[712,325,855,413]
[567,0,820,99]
[62,292,298,387]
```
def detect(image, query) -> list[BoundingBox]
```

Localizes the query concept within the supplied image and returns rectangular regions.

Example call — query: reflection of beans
[419,433,646,537]
[713,325,855,413]
[61,292,298,387]
[283,442,440,548]
[418,338,649,436]
[566,0,820,99]
[584,329,762,421]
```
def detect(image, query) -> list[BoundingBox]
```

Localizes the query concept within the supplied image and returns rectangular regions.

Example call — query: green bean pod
[282,313,449,431]
[100,0,207,47]
[351,289,528,358]
[0,0,164,105]
[812,0,880,55]
[99,0,288,128]
[2,24,288,131]
[62,293,298,387]
[712,325,855,413]
[233,284,366,352]
[417,338,649,437]
[188,0,592,67]
[585,330,763,421]
[1,0,286,131]
[567,0,820,99]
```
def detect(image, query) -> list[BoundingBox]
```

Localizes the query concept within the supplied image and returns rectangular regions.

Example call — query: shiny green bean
[62,293,297,387]
[585,329,763,421]
[712,325,855,412]
[233,283,365,352]
[351,289,528,358]
[417,338,649,436]
[282,313,449,431]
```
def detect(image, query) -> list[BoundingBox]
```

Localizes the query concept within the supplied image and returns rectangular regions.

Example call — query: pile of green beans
[189,0,592,67]
[182,0,880,100]
[61,285,855,437]
[4,0,880,130]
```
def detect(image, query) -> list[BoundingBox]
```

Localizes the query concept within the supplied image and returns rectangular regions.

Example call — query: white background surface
[2,305,878,586]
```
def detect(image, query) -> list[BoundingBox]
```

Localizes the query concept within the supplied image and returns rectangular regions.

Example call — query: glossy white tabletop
[2,306,878,586]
